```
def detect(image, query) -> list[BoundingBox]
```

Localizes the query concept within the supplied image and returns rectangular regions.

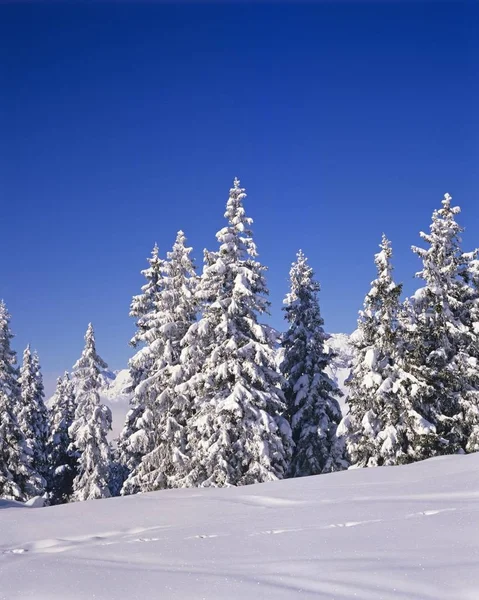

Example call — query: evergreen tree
[0,302,41,500]
[457,251,479,452]
[402,193,478,459]
[281,250,345,477]
[69,324,112,501]
[178,178,292,487]
[338,235,412,467]
[129,243,166,384]
[118,244,168,479]
[18,346,48,489]
[47,373,77,504]
[122,231,197,493]
[108,445,128,497]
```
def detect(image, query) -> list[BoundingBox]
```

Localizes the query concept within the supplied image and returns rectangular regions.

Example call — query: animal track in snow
[250,528,303,536]
[324,519,382,529]
[1,525,172,556]
[406,508,457,518]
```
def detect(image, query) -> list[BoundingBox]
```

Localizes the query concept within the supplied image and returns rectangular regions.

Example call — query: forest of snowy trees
[1,181,478,504]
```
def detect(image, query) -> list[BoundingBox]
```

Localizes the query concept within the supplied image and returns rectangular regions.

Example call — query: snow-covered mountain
[2,452,478,599]
[325,332,354,411]
[98,369,133,403]
[97,369,133,440]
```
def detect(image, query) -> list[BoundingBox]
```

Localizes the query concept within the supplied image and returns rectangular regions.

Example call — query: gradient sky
[1,1,478,394]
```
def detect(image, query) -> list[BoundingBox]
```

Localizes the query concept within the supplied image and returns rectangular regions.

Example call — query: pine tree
[402,193,478,459]
[47,373,77,504]
[69,324,112,501]
[122,231,197,493]
[281,250,345,477]
[338,235,413,467]
[178,178,292,487]
[118,244,168,479]
[18,346,48,490]
[108,445,128,497]
[457,251,479,452]
[0,302,41,501]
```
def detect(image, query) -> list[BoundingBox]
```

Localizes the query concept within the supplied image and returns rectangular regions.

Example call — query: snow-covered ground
[1,453,478,599]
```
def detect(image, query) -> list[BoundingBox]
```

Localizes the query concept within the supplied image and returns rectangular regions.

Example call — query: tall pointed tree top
[73,323,108,374]
[437,191,460,217]
[0,300,18,396]
[171,230,190,254]
[215,178,257,262]
[284,250,319,307]
[0,300,13,340]
[374,235,393,278]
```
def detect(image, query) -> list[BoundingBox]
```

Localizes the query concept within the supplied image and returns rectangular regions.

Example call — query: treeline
[0,180,478,504]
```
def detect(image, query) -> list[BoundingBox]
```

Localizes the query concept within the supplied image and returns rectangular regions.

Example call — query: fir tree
[18,346,48,489]
[118,244,168,479]
[47,373,77,504]
[281,250,345,477]
[0,302,41,501]
[129,243,167,385]
[457,251,479,452]
[69,324,112,501]
[178,178,292,487]
[403,193,478,459]
[122,231,197,493]
[108,445,128,497]
[338,235,412,467]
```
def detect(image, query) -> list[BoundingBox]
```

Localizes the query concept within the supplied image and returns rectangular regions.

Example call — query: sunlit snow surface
[1,453,478,599]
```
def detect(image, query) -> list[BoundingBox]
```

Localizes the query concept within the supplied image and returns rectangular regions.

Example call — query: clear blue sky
[1,1,478,394]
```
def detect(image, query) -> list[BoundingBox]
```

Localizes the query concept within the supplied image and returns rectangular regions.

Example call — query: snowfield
[1,453,478,600]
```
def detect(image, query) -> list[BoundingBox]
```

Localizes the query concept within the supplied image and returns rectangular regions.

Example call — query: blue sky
[1,2,478,393]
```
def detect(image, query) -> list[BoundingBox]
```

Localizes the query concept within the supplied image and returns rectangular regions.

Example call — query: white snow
[1,453,478,599]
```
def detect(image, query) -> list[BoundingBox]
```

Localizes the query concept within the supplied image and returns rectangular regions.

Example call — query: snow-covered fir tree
[338,235,413,467]
[47,372,77,504]
[463,257,479,452]
[129,243,166,384]
[280,250,345,476]
[402,193,479,459]
[108,447,128,498]
[118,244,168,480]
[18,346,48,490]
[178,178,292,487]
[122,230,197,493]
[69,324,112,501]
[0,302,42,501]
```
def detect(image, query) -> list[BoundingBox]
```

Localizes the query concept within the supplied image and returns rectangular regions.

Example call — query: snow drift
[1,453,478,599]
